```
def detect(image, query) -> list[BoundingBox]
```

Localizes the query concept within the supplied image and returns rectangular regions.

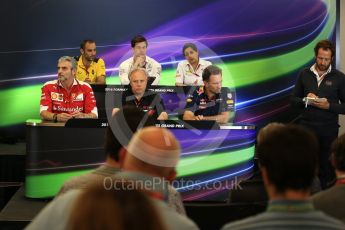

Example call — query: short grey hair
[58,56,77,70]
[128,67,149,81]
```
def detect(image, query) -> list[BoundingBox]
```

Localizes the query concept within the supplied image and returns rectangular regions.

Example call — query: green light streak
[176,146,255,177]
[0,85,42,126]
[26,119,42,123]
[25,146,254,198]
[106,76,121,84]
[25,169,92,198]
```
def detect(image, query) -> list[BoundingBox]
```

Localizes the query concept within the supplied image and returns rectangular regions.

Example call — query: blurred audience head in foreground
[68,181,167,230]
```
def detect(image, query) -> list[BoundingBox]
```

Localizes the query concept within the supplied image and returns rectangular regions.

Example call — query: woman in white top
[175,43,212,86]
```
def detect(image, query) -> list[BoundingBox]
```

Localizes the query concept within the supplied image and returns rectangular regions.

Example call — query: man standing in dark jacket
[291,40,345,189]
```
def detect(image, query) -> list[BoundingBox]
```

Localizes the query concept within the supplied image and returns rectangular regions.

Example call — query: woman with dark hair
[175,43,212,86]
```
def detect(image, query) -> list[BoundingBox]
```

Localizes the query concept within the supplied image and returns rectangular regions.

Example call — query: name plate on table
[64,118,109,128]
[156,120,219,129]
[65,119,221,130]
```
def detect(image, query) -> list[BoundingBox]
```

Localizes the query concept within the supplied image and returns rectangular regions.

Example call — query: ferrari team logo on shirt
[51,92,63,102]
[73,93,84,101]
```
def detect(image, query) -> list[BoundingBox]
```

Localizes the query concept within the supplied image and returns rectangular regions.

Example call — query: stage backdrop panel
[0,0,338,138]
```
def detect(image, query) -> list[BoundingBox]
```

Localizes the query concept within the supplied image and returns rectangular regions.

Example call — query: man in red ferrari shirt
[40,56,98,122]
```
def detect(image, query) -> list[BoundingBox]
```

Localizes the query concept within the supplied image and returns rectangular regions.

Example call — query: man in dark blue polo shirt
[183,65,233,124]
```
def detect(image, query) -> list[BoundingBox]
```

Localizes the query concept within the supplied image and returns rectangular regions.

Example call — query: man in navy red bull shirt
[183,65,233,124]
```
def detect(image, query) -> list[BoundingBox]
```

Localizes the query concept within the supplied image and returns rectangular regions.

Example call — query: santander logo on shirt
[53,106,83,113]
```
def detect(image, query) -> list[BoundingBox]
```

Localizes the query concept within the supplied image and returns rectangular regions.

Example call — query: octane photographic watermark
[171,176,243,191]
[103,176,169,191]
[103,176,243,191]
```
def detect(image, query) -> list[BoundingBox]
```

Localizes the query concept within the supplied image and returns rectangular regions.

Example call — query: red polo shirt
[40,79,98,116]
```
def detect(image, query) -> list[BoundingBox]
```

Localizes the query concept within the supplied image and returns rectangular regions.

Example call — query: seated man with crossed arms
[119,35,161,85]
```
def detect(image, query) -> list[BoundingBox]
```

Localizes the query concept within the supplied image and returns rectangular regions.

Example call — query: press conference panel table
[26,119,256,201]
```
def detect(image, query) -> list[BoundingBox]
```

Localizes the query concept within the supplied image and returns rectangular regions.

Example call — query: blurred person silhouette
[57,105,155,196]
[222,123,345,229]
[313,133,345,223]
[68,181,167,230]
[118,126,186,215]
